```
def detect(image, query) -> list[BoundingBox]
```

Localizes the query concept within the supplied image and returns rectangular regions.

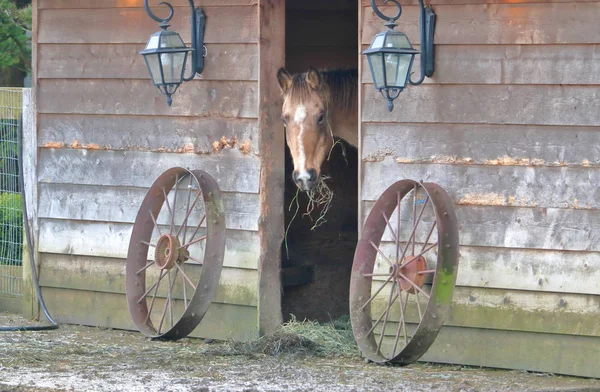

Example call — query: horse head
[277,67,333,192]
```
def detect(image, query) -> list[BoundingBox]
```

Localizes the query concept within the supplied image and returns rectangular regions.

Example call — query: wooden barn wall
[34,0,261,341]
[360,0,600,377]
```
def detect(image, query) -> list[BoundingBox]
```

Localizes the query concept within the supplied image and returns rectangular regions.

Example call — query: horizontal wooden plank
[362,123,600,168]
[362,4,600,45]
[38,79,258,118]
[361,44,600,85]
[373,243,600,295]
[362,160,600,209]
[39,0,257,8]
[38,148,259,193]
[362,84,600,126]
[38,219,260,269]
[371,285,600,337]
[362,202,600,251]
[41,287,259,341]
[39,7,258,44]
[39,114,259,154]
[395,326,600,378]
[39,183,260,231]
[38,43,258,81]
[362,0,600,5]
[39,253,258,306]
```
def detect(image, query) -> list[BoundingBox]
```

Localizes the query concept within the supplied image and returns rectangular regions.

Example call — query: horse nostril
[292,170,300,184]
[308,169,317,182]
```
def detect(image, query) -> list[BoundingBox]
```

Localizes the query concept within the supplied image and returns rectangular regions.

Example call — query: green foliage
[0,192,22,265]
[0,0,32,72]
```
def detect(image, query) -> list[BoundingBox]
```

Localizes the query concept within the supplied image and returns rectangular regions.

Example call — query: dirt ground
[1,313,599,392]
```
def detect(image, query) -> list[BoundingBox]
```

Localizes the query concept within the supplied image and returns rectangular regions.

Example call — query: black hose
[0,114,58,331]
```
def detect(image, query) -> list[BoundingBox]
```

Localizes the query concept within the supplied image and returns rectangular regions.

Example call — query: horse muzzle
[293,168,318,192]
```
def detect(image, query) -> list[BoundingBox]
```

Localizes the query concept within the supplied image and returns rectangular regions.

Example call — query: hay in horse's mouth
[284,175,335,259]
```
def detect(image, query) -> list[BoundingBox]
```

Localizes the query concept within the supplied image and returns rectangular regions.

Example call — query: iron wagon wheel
[350,179,459,364]
[126,167,226,340]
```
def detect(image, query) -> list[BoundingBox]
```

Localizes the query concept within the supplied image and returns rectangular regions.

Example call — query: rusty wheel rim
[126,168,226,340]
[350,180,459,364]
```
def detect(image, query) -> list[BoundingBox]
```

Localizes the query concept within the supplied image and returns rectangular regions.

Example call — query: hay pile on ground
[202,315,357,358]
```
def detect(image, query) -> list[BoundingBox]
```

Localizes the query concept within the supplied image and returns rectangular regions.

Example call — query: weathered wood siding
[360,0,600,377]
[34,0,260,341]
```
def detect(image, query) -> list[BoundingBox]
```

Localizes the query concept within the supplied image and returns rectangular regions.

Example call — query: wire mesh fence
[0,88,23,297]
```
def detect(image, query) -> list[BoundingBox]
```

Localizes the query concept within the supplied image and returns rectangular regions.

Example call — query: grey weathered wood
[362,123,600,168]
[38,149,260,193]
[40,287,259,341]
[38,114,259,154]
[362,4,600,45]
[39,253,258,306]
[38,183,260,231]
[370,284,600,337]
[361,44,600,85]
[38,43,258,81]
[374,242,600,295]
[38,219,260,269]
[362,160,600,209]
[39,0,258,8]
[362,85,600,126]
[38,79,258,118]
[39,7,258,44]
[363,202,600,251]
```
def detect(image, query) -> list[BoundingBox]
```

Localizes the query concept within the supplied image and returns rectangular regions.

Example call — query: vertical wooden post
[22,0,40,320]
[21,88,39,320]
[257,0,285,335]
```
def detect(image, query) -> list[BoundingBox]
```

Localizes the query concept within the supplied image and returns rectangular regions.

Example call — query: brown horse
[277,67,358,191]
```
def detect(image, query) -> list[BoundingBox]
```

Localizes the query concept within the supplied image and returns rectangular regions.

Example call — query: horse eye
[281,116,288,126]
[317,114,325,125]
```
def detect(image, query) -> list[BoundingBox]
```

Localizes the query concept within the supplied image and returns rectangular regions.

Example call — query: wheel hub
[155,234,187,270]
[389,255,427,293]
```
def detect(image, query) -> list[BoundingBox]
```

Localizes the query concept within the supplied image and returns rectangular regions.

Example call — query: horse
[277,67,358,191]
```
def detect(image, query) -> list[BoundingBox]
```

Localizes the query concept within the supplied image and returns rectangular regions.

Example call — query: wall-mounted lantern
[140,1,206,106]
[363,0,436,111]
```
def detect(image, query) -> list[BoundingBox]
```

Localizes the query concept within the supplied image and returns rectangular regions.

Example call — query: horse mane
[287,68,358,113]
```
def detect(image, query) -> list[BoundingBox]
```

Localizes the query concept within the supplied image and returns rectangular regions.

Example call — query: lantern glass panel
[367,53,384,89]
[160,52,187,84]
[385,53,412,88]
[144,53,163,85]
[384,33,412,49]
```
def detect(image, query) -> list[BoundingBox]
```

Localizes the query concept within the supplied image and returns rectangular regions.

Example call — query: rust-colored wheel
[126,168,226,340]
[350,180,459,364]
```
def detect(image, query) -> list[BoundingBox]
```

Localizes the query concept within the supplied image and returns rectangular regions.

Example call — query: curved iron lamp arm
[370,0,402,28]
[409,0,436,86]
[144,0,206,81]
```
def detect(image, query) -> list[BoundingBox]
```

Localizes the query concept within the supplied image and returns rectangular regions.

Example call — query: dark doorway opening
[281,0,359,323]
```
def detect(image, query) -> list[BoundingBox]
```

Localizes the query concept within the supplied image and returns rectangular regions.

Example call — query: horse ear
[306,67,321,90]
[277,68,292,93]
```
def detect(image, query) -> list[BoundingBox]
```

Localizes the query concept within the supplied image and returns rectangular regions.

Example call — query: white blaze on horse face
[294,105,310,181]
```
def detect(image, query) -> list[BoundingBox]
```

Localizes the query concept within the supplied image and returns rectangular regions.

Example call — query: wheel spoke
[397,271,431,299]
[149,211,162,236]
[411,195,430,256]
[367,290,399,337]
[183,272,188,310]
[181,175,194,245]
[411,184,417,255]
[184,215,206,249]
[136,261,154,275]
[157,287,170,334]
[377,280,397,355]
[176,181,201,240]
[382,212,404,260]
[180,235,207,250]
[369,240,393,267]
[420,221,437,254]
[175,262,196,291]
[162,187,174,235]
[144,270,166,324]
[396,191,401,264]
[171,175,179,237]
[141,241,156,248]
[417,269,436,275]
[401,243,438,268]
[361,272,391,277]
[167,269,178,330]
[137,270,166,304]
[393,283,409,354]
[185,255,204,265]
[360,275,393,311]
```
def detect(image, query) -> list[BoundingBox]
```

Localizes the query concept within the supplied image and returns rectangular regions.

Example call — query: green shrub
[0,192,22,265]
